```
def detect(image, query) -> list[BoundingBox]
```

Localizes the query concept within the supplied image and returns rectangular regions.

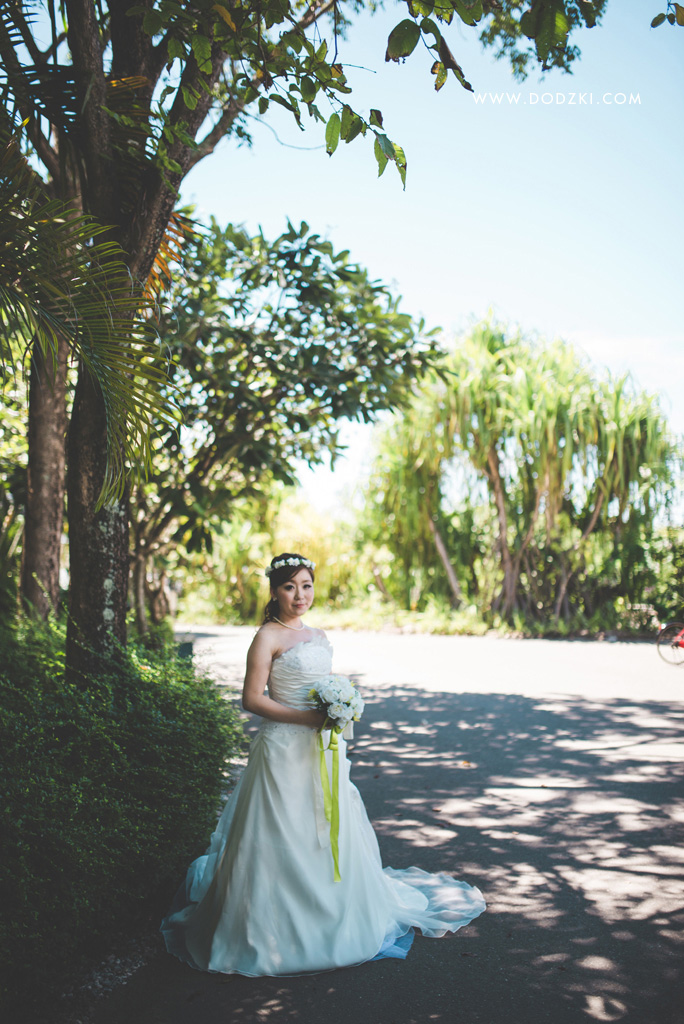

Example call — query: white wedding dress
[160,634,485,976]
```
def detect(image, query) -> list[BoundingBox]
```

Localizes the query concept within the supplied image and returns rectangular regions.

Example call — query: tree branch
[110,0,157,97]
[0,19,60,180]
[127,43,226,281]
[128,1,344,277]
[64,0,118,223]
[186,92,245,170]
[188,0,338,172]
[297,0,337,31]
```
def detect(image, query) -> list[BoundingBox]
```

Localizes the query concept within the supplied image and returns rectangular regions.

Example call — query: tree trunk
[371,564,391,602]
[20,335,69,618]
[132,548,148,636]
[553,490,605,621]
[66,367,129,679]
[486,448,517,620]
[427,517,462,608]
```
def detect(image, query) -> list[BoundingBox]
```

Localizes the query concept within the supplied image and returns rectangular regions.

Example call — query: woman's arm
[241,631,326,728]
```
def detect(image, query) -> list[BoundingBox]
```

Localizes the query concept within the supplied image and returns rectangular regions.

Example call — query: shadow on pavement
[81,685,684,1024]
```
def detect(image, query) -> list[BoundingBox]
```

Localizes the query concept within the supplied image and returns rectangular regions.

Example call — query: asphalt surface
[84,628,684,1024]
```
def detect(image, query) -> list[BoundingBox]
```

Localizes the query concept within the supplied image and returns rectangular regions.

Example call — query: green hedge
[0,620,244,1007]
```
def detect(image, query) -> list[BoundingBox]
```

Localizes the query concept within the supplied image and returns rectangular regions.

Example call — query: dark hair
[263,552,315,623]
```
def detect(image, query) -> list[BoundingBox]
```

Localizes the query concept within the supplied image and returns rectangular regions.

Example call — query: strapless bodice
[267,634,333,710]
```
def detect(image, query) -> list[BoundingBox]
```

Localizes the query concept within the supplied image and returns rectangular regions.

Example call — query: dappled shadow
[350,685,684,1023]
[85,684,684,1024]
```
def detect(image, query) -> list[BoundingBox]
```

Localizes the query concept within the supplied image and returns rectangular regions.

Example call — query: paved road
[88,629,684,1024]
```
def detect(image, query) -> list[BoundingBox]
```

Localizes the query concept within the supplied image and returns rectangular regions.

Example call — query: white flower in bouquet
[334,677,355,702]
[328,702,347,721]
[308,674,364,733]
[349,692,365,717]
[318,681,340,704]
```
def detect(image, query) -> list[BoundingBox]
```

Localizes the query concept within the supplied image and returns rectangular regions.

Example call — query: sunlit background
[181,2,683,513]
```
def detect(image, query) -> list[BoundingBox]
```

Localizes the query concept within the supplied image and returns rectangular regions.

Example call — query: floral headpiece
[265,556,316,578]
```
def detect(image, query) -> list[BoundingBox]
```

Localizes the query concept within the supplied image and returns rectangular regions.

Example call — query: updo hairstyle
[263,552,316,624]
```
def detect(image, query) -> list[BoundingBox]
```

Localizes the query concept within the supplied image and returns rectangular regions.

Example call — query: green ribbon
[318,724,341,882]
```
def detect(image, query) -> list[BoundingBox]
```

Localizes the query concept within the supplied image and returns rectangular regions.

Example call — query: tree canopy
[130,215,439,630]
[0,0,660,667]
[361,321,679,627]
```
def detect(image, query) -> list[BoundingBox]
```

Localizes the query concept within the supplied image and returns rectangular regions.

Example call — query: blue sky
[181,2,683,509]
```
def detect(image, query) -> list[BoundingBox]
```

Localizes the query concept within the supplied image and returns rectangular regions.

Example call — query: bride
[160,553,485,976]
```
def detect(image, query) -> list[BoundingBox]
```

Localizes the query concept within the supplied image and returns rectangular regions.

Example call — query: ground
[77,629,684,1024]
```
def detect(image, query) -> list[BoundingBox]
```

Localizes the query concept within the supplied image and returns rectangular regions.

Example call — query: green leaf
[393,143,407,189]
[258,96,269,115]
[142,9,163,36]
[375,133,395,160]
[190,33,212,73]
[300,76,316,103]
[676,4,684,25]
[385,19,421,62]
[270,94,294,114]
[453,0,480,27]
[325,112,341,155]
[577,0,598,28]
[650,12,666,26]
[344,113,364,144]
[167,37,185,62]
[535,2,569,63]
[370,108,383,128]
[520,8,539,39]
[374,136,389,177]
[420,17,442,48]
[181,86,198,110]
[340,103,354,139]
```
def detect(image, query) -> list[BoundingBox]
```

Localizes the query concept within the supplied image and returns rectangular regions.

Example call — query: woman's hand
[301,708,328,730]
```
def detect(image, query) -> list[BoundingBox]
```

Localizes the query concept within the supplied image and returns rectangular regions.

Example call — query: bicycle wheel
[657,623,684,666]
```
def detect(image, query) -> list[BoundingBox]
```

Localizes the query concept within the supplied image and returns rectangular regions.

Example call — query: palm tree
[0,119,175,617]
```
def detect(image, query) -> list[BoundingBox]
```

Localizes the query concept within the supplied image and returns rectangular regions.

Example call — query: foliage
[0,617,244,1007]
[131,216,439,630]
[0,1,610,223]
[308,591,491,635]
[0,0,624,665]
[176,487,360,624]
[360,320,681,629]
[479,0,608,80]
[650,3,684,29]
[0,362,26,621]
[0,118,177,503]
[173,473,683,638]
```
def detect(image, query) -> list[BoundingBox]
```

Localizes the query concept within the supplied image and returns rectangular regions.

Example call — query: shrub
[0,619,244,1010]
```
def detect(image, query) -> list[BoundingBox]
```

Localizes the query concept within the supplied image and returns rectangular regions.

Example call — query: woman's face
[272,568,314,619]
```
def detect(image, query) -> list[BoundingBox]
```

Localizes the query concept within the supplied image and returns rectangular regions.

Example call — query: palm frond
[0,120,179,505]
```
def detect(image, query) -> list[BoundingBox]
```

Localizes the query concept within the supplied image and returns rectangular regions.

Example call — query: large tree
[363,322,677,623]
[131,216,439,632]
[0,117,173,619]
[0,0,607,675]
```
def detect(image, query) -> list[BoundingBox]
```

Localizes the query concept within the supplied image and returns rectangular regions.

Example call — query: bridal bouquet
[308,674,364,733]
[309,674,364,884]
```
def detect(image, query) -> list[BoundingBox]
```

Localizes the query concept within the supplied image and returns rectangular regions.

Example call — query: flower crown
[264,556,316,578]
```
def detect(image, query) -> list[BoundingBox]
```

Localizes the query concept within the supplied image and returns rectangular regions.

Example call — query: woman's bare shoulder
[248,623,281,659]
